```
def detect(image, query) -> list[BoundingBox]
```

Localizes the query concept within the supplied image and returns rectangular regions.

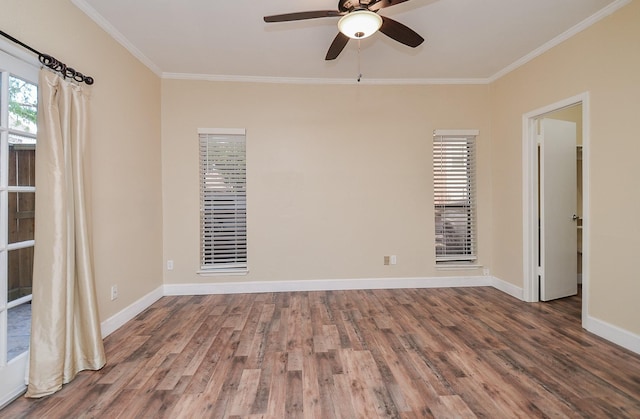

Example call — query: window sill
[435,263,482,271]
[197,269,249,277]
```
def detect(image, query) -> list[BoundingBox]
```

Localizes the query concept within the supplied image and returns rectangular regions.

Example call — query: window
[199,129,247,272]
[433,130,478,263]
[1,48,38,369]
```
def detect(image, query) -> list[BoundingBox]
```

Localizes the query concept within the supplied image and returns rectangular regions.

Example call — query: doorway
[522,93,589,327]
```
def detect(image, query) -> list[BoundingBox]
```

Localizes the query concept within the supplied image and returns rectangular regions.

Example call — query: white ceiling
[73,0,623,83]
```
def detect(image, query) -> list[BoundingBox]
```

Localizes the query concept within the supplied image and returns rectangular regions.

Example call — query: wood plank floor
[3,287,640,418]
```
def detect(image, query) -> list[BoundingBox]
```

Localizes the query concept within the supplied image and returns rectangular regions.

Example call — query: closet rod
[0,30,94,85]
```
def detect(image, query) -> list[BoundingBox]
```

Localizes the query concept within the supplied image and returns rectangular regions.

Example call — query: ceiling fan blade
[325,32,350,60]
[368,0,411,12]
[264,10,342,23]
[379,16,424,48]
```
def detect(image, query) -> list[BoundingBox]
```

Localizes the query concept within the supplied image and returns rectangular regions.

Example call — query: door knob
[572,214,579,221]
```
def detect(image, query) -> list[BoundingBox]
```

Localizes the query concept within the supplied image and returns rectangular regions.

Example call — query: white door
[539,118,578,301]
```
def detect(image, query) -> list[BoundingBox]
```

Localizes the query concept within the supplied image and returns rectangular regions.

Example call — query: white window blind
[199,130,247,271]
[433,130,477,263]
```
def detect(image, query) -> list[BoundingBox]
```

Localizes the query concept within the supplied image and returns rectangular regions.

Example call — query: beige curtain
[26,70,105,398]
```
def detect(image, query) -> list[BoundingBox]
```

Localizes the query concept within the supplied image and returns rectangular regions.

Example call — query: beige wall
[1,0,163,321]
[161,81,492,284]
[490,1,640,333]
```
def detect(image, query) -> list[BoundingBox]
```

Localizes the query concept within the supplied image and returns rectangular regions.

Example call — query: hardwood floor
[3,287,640,418]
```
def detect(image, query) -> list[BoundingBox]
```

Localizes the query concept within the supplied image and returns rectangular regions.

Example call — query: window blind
[433,131,477,262]
[199,132,247,271]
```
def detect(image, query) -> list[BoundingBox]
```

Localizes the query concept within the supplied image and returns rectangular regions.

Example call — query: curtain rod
[0,30,94,85]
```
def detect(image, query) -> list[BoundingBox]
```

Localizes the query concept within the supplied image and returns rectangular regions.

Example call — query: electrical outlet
[483,268,490,276]
[384,256,390,265]
[110,285,118,301]
[390,255,397,265]
[167,260,174,271]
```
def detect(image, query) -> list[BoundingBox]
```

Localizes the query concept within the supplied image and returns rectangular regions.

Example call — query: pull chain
[357,39,362,82]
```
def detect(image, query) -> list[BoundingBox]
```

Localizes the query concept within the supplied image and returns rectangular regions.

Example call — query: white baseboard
[100,286,164,338]
[490,276,525,300]
[162,276,493,296]
[585,315,640,355]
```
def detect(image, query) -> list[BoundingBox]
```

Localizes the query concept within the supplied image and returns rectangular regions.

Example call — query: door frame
[522,92,590,326]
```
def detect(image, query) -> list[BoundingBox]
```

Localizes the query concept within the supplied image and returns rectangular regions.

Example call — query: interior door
[540,118,578,301]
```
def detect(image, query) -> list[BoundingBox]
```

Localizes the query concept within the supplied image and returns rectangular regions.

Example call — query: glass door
[0,48,38,407]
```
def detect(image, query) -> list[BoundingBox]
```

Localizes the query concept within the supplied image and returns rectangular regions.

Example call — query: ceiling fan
[264,0,425,60]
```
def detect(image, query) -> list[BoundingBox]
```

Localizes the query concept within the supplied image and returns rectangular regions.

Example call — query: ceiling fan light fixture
[338,10,382,39]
